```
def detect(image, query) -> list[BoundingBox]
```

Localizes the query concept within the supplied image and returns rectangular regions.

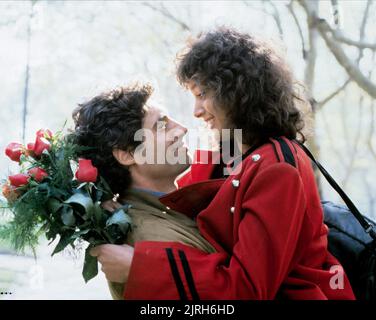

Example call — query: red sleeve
[124,163,309,300]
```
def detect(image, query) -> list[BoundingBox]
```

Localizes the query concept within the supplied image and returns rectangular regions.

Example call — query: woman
[92,27,355,299]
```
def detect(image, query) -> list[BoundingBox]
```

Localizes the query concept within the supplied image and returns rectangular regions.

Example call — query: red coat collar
[176,149,221,187]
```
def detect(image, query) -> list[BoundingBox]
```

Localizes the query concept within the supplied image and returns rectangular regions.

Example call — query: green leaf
[60,206,75,226]
[106,206,132,235]
[91,202,105,225]
[76,182,88,190]
[36,183,51,198]
[52,231,74,255]
[64,192,93,213]
[19,154,28,164]
[47,198,62,213]
[72,228,90,239]
[82,246,98,283]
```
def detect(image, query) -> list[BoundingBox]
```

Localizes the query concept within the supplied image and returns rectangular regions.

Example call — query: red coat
[124,137,355,300]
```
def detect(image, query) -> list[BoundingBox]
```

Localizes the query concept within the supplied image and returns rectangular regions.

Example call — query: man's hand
[90,244,134,283]
[101,199,122,212]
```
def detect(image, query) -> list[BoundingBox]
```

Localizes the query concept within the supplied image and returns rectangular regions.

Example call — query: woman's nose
[193,103,205,118]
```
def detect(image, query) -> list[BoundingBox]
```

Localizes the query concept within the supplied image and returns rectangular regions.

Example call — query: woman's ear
[112,148,135,166]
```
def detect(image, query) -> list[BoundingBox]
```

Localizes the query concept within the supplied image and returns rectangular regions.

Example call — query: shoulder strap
[295,140,376,241]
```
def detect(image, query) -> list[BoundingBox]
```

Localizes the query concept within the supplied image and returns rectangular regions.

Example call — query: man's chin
[175,161,191,175]
[173,162,191,183]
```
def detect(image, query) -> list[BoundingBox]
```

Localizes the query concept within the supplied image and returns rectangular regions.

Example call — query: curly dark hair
[176,27,306,146]
[72,84,153,196]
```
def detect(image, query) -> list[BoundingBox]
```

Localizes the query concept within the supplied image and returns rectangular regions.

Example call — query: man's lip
[174,139,188,149]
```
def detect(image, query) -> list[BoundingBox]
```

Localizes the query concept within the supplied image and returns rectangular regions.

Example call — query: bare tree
[22,1,36,143]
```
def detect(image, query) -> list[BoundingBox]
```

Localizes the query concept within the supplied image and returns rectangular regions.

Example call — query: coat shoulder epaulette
[269,137,299,169]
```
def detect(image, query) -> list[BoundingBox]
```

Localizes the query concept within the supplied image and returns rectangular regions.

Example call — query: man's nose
[175,122,188,137]
[193,101,205,118]
[170,120,188,137]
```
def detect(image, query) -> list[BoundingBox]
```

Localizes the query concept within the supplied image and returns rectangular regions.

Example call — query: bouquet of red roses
[0,128,132,282]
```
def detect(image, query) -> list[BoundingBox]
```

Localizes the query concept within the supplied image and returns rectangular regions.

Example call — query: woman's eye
[198,91,206,98]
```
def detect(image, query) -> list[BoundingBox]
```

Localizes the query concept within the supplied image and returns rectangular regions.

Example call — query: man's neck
[131,178,177,194]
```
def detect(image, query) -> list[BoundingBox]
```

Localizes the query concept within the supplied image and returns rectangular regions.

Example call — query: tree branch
[330,29,376,51]
[332,0,374,52]
[317,78,351,110]
[141,2,190,32]
[286,1,306,59]
[341,95,363,188]
[244,1,284,39]
[317,19,376,99]
[298,0,376,99]
[304,0,318,93]
[265,1,284,40]
[330,0,341,28]
[367,99,376,160]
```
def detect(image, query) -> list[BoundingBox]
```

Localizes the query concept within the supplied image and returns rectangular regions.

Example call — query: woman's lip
[206,118,215,129]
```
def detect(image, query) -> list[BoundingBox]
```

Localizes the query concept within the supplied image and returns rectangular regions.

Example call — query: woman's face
[187,81,229,132]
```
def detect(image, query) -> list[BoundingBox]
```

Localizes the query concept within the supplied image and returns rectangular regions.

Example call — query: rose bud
[33,136,51,156]
[2,183,20,202]
[9,173,30,187]
[5,142,23,162]
[36,129,53,140]
[28,167,48,182]
[75,159,98,183]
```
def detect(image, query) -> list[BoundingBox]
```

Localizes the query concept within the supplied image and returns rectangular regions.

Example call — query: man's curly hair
[176,27,306,146]
[72,84,153,196]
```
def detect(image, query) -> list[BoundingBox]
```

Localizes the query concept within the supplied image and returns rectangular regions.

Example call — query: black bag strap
[295,140,376,241]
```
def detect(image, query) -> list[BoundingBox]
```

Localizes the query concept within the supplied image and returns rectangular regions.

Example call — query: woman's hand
[90,244,134,283]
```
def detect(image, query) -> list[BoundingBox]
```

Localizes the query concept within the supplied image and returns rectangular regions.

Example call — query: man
[73,83,216,299]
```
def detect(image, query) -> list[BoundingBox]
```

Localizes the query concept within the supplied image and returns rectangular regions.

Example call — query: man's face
[131,104,191,181]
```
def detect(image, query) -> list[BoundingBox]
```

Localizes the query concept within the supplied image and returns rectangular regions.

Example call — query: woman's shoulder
[237,137,307,177]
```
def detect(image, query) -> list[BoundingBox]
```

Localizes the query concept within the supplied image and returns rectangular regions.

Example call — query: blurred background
[0,0,375,299]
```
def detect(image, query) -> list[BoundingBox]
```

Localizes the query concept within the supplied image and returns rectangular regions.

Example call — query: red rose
[36,129,53,139]
[5,142,23,162]
[9,173,30,187]
[33,136,51,156]
[25,142,35,157]
[2,183,20,202]
[28,167,48,182]
[75,159,98,183]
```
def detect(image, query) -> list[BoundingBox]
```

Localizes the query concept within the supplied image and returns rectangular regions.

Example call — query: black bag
[297,142,376,300]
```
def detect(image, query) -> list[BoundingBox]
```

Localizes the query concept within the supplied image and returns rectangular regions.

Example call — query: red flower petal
[36,129,53,139]
[75,159,98,183]
[28,167,48,182]
[9,173,30,187]
[34,136,51,156]
[5,142,23,162]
